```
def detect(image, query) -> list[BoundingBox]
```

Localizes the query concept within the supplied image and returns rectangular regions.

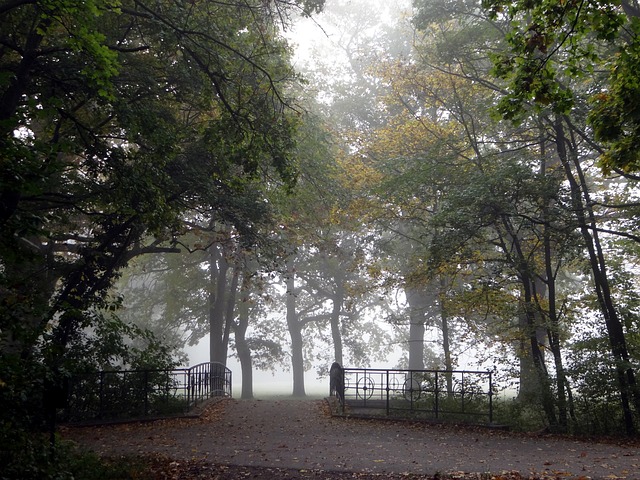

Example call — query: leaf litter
[62,398,638,480]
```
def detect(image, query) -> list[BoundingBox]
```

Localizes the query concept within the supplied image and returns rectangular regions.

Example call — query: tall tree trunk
[439,277,454,395]
[441,312,454,396]
[330,281,345,366]
[209,243,228,365]
[555,116,640,433]
[500,216,558,427]
[522,283,558,428]
[541,208,569,430]
[405,285,426,371]
[221,264,240,362]
[538,123,570,430]
[517,320,549,400]
[234,271,253,399]
[286,257,306,397]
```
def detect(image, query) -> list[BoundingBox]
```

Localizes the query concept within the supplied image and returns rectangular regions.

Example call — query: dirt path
[62,398,640,479]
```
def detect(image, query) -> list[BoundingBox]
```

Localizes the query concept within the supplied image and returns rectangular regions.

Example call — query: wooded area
[3,0,640,476]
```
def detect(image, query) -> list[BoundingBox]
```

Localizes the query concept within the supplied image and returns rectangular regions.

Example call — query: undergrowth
[0,430,149,480]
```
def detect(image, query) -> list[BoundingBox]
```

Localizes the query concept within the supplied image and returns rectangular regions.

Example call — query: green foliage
[481,0,640,173]
[0,298,181,427]
[298,0,326,16]
[64,369,189,423]
[491,396,549,432]
[565,310,638,435]
[0,355,49,433]
[1,0,318,441]
[589,24,640,174]
[567,339,624,434]
[60,303,181,374]
[0,432,148,480]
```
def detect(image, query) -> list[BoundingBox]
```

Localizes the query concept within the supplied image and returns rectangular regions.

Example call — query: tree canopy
[481,0,640,174]
[0,0,324,472]
[6,2,640,477]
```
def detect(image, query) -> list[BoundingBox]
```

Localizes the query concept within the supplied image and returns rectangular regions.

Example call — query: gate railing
[60,362,231,423]
[331,366,494,424]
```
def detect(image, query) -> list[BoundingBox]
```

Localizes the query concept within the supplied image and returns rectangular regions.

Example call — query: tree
[481,0,640,175]
[0,0,324,468]
[0,0,302,356]
[480,0,640,432]
[319,0,588,431]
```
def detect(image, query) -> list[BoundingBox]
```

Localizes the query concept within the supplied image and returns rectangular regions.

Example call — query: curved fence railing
[330,366,494,424]
[60,362,231,424]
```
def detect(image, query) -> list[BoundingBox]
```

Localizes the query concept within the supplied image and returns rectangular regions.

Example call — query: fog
[110,0,638,420]
[184,337,329,397]
[6,0,640,461]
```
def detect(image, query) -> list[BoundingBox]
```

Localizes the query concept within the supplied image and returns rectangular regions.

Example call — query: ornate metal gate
[61,362,231,423]
[330,366,494,424]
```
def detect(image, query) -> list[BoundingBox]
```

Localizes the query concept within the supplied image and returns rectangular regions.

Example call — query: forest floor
[61,397,640,479]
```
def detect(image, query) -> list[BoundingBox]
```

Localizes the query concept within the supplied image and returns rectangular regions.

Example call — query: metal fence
[333,367,494,424]
[60,362,231,423]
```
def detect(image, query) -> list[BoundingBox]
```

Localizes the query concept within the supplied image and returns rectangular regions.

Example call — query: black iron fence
[332,367,494,424]
[60,362,231,424]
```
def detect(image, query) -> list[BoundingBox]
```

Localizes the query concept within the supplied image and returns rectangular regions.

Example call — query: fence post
[386,369,390,416]
[341,367,345,414]
[488,370,493,424]
[461,371,466,412]
[434,371,439,419]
